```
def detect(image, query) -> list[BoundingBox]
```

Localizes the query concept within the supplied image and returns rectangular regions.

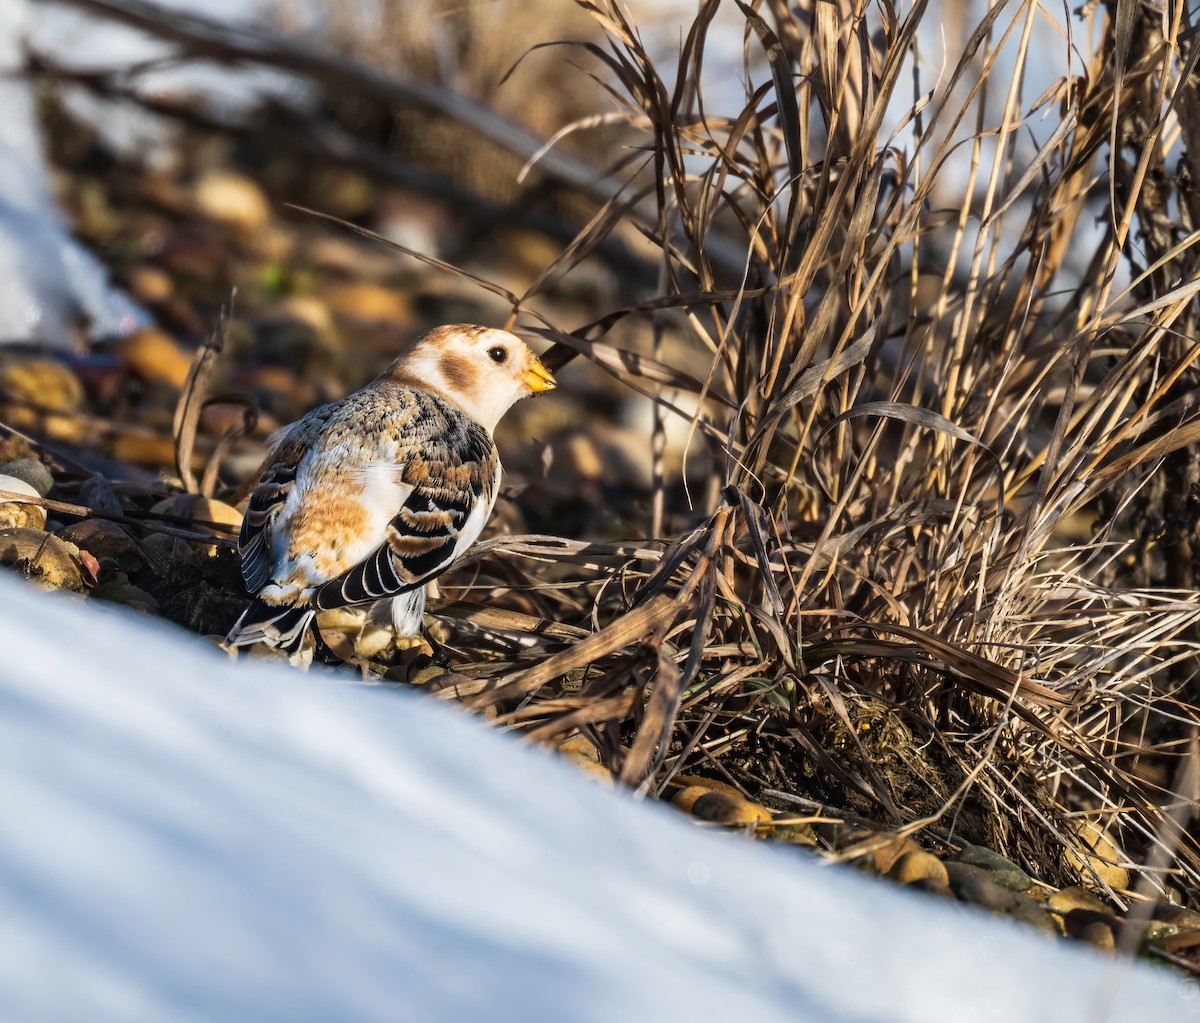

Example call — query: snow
[0,1,146,344]
[0,0,306,345]
[0,571,1196,1023]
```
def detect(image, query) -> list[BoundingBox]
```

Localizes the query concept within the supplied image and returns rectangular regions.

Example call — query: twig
[0,488,237,549]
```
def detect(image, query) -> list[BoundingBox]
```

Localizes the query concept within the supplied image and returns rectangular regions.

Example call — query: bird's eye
[488,346,508,364]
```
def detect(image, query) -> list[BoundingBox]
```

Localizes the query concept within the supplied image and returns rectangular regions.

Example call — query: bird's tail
[226,599,316,656]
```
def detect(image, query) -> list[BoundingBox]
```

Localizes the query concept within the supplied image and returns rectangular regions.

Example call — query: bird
[225,323,556,663]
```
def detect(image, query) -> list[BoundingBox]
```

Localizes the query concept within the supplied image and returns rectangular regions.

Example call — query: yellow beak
[523,358,557,394]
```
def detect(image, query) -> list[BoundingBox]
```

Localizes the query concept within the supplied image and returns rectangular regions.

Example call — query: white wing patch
[270,458,414,593]
[353,463,414,522]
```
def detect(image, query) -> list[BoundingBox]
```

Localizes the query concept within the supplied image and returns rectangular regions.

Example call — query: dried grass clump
[420,0,1200,906]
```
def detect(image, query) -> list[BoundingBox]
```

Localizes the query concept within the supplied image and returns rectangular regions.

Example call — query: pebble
[195,169,271,232]
[91,579,159,613]
[1142,920,1180,949]
[1060,907,1123,943]
[1162,930,1200,955]
[147,494,243,558]
[672,786,772,826]
[955,844,1032,891]
[671,774,745,799]
[1077,920,1116,952]
[839,831,921,875]
[59,520,140,564]
[1064,819,1129,892]
[889,850,950,888]
[906,878,954,899]
[112,434,180,467]
[0,475,46,529]
[947,867,1021,913]
[1048,886,1110,915]
[561,752,614,788]
[322,281,412,328]
[117,329,193,389]
[559,735,602,763]
[768,822,818,847]
[126,264,174,304]
[1008,899,1059,935]
[79,476,124,519]
[0,528,83,591]
[0,458,53,496]
[0,358,84,414]
[1157,906,1200,931]
[945,862,1062,932]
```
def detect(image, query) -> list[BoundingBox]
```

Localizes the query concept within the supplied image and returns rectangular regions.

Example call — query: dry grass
[414,0,1200,905]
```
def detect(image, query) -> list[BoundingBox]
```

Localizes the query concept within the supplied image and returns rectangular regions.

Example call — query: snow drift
[0,572,1194,1022]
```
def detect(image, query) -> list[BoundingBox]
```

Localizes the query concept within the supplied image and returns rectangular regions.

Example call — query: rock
[1061,907,1123,941]
[556,737,613,786]
[322,281,412,327]
[1162,930,1200,955]
[1141,920,1180,949]
[0,475,46,529]
[889,850,949,888]
[1065,819,1130,892]
[1048,886,1110,915]
[117,329,193,389]
[671,774,745,799]
[112,434,179,468]
[250,299,344,384]
[79,476,125,519]
[0,358,84,414]
[147,495,243,558]
[75,548,101,586]
[195,169,270,233]
[945,862,1020,912]
[91,579,159,613]
[0,528,83,591]
[946,861,1058,932]
[768,822,818,847]
[1008,899,1059,935]
[0,359,86,442]
[671,786,772,827]
[59,520,140,564]
[906,878,954,898]
[838,831,921,875]
[200,402,252,437]
[126,264,174,304]
[955,844,1032,891]
[569,757,614,787]
[1156,906,1200,931]
[1077,920,1116,952]
[313,606,394,662]
[0,458,53,496]
[559,735,601,762]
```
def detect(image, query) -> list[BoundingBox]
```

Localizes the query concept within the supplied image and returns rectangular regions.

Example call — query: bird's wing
[238,404,338,594]
[311,425,499,610]
[241,388,499,609]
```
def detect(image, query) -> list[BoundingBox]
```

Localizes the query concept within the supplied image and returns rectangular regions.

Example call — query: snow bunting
[226,323,555,661]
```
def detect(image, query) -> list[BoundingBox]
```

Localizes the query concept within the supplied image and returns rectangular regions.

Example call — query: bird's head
[386,324,556,431]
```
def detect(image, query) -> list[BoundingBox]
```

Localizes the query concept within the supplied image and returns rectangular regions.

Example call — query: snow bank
[0,0,305,345]
[0,571,1194,1022]
[0,0,146,344]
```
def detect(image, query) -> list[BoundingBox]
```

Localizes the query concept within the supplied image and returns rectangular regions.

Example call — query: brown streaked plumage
[226,324,555,662]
